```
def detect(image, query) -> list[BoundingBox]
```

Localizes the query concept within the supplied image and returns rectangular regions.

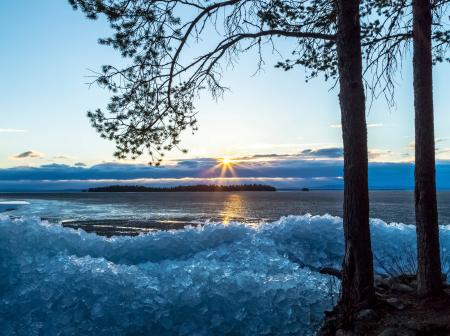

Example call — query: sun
[204,157,238,178]
[222,157,232,165]
[216,157,237,177]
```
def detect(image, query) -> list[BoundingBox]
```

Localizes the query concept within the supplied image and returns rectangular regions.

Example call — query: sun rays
[218,157,237,178]
[204,157,238,178]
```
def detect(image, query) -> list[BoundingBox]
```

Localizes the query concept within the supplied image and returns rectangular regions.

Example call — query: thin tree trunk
[413,0,442,297]
[335,0,374,310]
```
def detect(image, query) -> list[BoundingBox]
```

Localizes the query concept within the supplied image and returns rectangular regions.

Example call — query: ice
[0,215,337,336]
[1,214,449,335]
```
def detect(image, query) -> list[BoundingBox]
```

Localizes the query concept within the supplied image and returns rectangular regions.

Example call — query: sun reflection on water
[220,193,246,224]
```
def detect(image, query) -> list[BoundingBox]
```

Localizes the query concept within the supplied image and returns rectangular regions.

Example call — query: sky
[0,0,449,191]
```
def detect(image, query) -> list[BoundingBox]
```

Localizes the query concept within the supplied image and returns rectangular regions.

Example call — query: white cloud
[0,128,27,133]
[241,143,303,150]
[330,123,383,129]
[329,124,341,128]
[437,148,450,160]
[368,149,393,161]
[53,155,74,160]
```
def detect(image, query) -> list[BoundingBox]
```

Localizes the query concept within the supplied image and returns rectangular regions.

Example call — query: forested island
[85,184,276,192]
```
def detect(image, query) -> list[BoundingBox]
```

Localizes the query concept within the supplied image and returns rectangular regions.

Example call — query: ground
[319,274,450,336]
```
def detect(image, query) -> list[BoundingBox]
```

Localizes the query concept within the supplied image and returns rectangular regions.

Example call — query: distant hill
[85,184,276,192]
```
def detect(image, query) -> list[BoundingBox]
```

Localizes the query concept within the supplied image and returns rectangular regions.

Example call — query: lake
[1,190,449,235]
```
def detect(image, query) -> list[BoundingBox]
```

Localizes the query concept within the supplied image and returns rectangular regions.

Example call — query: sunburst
[219,157,237,178]
[203,157,239,178]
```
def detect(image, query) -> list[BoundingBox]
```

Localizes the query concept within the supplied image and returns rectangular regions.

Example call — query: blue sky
[0,0,449,190]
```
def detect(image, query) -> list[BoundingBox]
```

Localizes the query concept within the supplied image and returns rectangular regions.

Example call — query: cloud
[0,128,27,133]
[368,149,393,161]
[53,155,74,160]
[437,148,450,161]
[176,158,216,168]
[240,143,303,150]
[1,155,448,191]
[300,147,343,158]
[0,177,314,192]
[12,150,44,159]
[40,163,71,169]
[0,158,342,182]
[1,146,449,191]
[409,138,447,150]
[330,123,383,129]
[329,124,342,129]
[235,153,291,161]
[1,161,449,191]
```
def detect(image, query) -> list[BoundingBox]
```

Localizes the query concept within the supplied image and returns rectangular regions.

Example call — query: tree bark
[335,0,374,310]
[413,0,442,297]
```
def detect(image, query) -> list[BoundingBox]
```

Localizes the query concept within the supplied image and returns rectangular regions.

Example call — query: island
[85,184,276,192]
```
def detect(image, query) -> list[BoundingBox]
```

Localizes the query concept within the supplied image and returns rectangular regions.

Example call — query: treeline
[86,184,276,192]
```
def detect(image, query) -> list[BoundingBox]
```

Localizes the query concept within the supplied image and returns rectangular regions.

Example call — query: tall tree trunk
[335,0,374,310]
[413,0,442,297]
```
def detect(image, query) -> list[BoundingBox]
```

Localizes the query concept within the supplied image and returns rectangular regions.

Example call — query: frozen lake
[1,190,450,235]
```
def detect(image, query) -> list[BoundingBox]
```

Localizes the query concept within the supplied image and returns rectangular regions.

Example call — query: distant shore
[84,184,277,192]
